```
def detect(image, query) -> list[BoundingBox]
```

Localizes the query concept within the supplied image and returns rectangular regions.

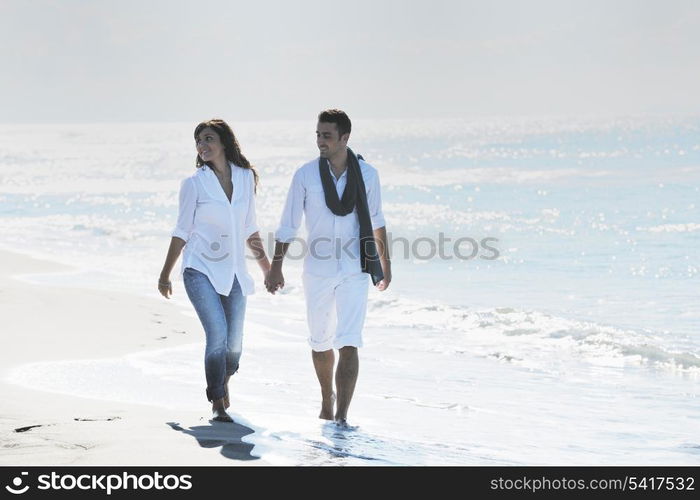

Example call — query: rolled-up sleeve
[243,170,260,239]
[172,177,196,242]
[275,168,305,243]
[367,169,386,229]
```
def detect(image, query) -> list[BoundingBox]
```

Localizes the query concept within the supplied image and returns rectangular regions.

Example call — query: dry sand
[0,250,266,465]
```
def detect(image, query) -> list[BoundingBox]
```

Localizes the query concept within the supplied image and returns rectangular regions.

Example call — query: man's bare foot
[319,392,336,420]
[334,418,358,430]
[212,398,233,423]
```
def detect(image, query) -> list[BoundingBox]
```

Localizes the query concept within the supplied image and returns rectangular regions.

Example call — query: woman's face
[196,127,226,164]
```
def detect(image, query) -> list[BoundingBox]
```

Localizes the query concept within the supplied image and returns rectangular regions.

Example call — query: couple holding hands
[158,109,391,426]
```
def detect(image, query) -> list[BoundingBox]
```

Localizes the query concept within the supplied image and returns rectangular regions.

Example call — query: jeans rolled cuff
[206,386,226,402]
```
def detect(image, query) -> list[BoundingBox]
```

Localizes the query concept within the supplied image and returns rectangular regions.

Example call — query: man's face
[316,121,348,159]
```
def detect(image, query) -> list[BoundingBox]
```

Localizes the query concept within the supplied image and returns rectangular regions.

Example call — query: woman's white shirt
[172,163,259,296]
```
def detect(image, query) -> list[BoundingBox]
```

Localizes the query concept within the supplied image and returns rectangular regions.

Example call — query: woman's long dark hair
[194,119,259,192]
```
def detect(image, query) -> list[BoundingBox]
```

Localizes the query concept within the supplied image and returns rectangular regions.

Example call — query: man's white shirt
[275,157,385,277]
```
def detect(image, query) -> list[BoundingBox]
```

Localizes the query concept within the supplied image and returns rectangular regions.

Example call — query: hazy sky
[1,0,699,122]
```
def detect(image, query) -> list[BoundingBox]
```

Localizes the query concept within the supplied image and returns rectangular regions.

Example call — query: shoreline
[0,249,268,465]
[2,249,698,466]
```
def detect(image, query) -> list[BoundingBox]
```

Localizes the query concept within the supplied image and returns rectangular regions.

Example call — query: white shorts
[302,272,369,352]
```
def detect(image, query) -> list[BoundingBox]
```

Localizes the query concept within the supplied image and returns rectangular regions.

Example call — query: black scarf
[319,148,384,285]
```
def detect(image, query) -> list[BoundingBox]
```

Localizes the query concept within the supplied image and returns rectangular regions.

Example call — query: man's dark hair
[318,109,352,138]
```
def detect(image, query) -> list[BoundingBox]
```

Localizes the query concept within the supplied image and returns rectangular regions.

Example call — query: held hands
[265,266,285,294]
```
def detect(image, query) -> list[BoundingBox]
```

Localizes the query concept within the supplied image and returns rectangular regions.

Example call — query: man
[265,109,391,426]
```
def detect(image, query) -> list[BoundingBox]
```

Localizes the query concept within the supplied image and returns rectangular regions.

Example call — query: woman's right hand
[158,277,172,299]
[158,237,186,299]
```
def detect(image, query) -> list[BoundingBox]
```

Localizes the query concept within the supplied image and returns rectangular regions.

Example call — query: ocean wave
[367,298,700,374]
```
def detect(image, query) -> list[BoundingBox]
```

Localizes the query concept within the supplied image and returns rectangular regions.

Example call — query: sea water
[1,116,698,464]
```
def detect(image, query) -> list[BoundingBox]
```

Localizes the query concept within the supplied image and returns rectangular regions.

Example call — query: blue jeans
[183,267,246,402]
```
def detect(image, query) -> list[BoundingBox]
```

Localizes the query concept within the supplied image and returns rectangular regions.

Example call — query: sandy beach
[0,250,265,465]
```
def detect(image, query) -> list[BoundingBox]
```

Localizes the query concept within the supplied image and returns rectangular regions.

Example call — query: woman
[158,119,270,422]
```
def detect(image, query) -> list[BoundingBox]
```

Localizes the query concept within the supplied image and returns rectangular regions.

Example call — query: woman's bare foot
[212,398,233,423]
[319,392,336,420]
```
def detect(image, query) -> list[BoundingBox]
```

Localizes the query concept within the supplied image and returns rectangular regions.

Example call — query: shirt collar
[199,162,238,202]
[326,162,347,183]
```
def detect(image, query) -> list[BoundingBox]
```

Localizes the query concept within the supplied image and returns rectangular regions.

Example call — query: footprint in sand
[13,424,46,433]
